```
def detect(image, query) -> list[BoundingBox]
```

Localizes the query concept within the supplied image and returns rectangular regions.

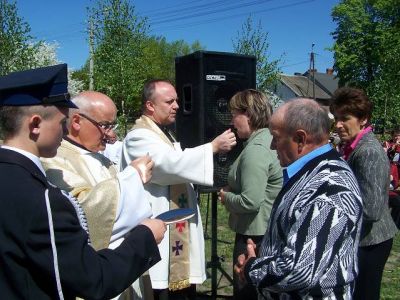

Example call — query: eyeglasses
[78,113,118,131]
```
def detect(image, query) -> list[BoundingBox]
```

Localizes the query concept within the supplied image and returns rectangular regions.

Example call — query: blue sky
[16,0,339,75]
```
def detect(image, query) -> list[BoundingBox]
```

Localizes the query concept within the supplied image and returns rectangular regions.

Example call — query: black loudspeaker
[175,51,256,188]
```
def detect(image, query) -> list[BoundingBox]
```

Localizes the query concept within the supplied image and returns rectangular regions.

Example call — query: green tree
[332,0,383,87]
[71,62,90,91]
[86,0,206,133]
[87,0,205,126]
[331,0,400,130]
[0,0,40,75]
[232,15,281,92]
[141,36,204,83]
[0,1,83,95]
[89,0,149,121]
[368,45,400,130]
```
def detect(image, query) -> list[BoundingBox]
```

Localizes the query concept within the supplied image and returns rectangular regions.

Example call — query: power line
[141,0,227,19]
[147,0,255,22]
[29,1,239,42]
[30,0,314,44]
[150,0,315,31]
[138,0,208,16]
[281,60,310,68]
[149,0,276,25]
[30,22,84,38]
[39,29,86,41]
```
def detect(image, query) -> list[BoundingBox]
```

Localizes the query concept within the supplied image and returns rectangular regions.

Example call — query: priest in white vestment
[101,128,123,166]
[42,91,154,300]
[120,80,237,298]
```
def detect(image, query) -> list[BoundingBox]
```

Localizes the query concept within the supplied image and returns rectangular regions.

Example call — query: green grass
[197,193,400,299]
[197,194,235,297]
[381,230,400,299]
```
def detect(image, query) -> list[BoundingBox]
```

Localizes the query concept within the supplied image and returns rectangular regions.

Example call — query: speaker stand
[204,192,234,299]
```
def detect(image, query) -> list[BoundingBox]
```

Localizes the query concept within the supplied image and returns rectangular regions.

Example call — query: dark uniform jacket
[0,148,160,300]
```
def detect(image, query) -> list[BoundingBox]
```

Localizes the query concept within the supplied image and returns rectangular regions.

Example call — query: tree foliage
[71,62,90,92]
[89,0,149,118]
[33,42,84,97]
[232,15,281,92]
[0,1,83,96]
[87,0,205,125]
[332,0,400,130]
[0,0,40,75]
[141,36,204,83]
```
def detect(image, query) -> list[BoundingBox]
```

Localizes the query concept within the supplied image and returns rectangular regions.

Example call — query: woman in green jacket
[218,89,282,299]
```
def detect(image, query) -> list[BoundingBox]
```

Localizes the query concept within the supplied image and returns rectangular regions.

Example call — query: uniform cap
[0,64,77,108]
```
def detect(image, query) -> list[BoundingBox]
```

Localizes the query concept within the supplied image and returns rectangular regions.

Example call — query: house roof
[303,71,339,96]
[280,74,331,100]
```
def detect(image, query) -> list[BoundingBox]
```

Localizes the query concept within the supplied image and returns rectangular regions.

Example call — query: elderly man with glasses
[41,91,154,299]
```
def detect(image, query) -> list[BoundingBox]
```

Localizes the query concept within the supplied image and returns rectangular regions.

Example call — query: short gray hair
[71,94,92,115]
[282,98,330,144]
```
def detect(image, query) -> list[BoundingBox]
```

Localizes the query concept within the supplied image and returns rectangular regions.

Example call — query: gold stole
[41,140,118,250]
[132,116,191,291]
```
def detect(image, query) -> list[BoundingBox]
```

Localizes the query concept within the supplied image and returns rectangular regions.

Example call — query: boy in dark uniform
[0,64,166,299]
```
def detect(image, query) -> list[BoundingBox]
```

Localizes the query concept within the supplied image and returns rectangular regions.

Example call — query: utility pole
[89,15,94,90]
[310,43,316,101]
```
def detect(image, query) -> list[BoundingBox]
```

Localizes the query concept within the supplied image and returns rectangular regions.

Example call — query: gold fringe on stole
[168,279,190,292]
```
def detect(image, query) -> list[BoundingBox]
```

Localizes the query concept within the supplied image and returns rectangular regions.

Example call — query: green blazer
[224,128,283,236]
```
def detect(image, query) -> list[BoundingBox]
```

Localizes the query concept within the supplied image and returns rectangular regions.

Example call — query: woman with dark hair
[330,87,398,300]
[218,89,282,299]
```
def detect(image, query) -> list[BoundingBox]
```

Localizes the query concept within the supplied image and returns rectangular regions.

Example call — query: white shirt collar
[1,145,46,176]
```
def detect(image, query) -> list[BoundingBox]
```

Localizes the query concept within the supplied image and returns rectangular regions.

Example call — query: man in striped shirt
[235,98,363,300]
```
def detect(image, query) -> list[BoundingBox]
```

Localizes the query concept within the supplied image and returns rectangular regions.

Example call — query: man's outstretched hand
[211,129,237,154]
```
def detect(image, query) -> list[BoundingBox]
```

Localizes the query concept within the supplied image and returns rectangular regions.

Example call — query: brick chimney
[326,68,334,75]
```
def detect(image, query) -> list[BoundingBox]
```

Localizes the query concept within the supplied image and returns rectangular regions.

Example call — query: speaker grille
[175,51,256,188]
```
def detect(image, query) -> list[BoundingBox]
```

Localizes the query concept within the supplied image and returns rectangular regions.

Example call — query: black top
[0,148,160,299]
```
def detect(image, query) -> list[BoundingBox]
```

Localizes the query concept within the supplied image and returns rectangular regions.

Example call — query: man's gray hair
[283,98,331,144]
[71,94,92,115]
